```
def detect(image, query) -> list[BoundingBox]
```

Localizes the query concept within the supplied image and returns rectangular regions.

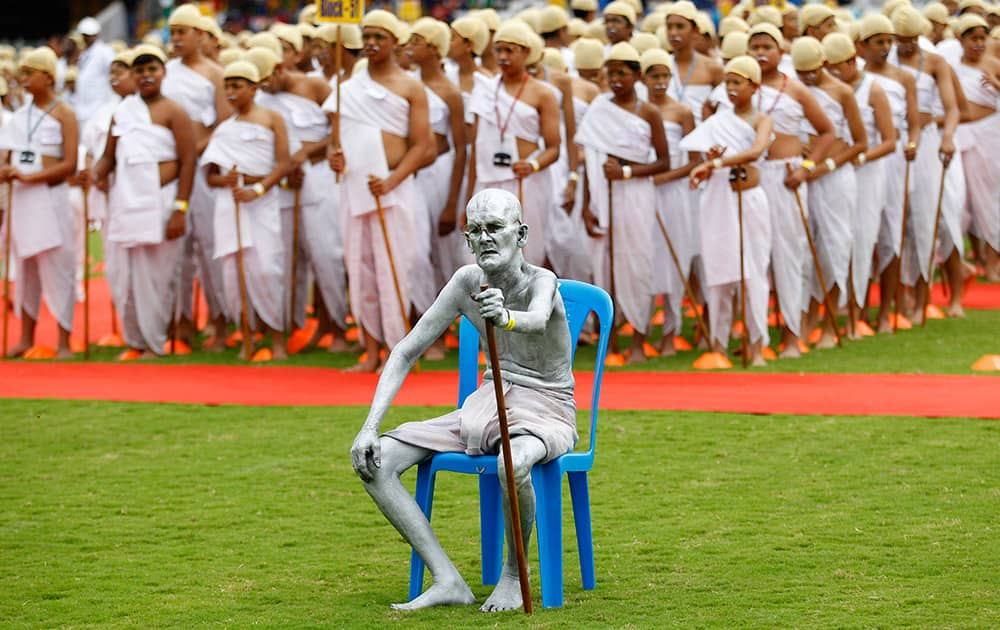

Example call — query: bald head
[466,188,523,225]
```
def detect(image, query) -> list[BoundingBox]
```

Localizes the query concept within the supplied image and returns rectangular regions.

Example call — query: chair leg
[409,462,436,601]
[568,471,596,590]
[479,473,503,586]
[535,464,565,608]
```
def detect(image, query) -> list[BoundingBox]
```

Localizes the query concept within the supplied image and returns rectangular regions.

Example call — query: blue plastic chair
[408,279,613,608]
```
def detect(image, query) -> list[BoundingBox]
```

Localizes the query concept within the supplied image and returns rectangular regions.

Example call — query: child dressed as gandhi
[350,188,578,612]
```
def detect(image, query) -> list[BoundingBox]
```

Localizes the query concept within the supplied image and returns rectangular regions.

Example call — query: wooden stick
[334,27,342,184]
[517,177,523,207]
[374,192,411,335]
[2,182,11,359]
[289,187,301,333]
[191,277,201,336]
[894,162,911,333]
[82,183,90,359]
[735,170,749,368]
[654,211,711,344]
[922,160,949,327]
[481,282,532,615]
[606,180,617,322]
[785,163,842,347]
[233,168,252,360]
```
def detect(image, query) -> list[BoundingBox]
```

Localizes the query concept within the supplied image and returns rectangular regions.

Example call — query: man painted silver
[350,188,577,612]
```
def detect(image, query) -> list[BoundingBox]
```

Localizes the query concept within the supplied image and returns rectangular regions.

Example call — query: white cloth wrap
[958,112,1000,251]
[851,158,886,307]
[201,118,284,331]
[576,94,657,333]
[162,58,218,127]
[759,158,808,337]
[299,160,348,329]
[107,95,178,247]
[545,96,592,283]
[806,165,855,304]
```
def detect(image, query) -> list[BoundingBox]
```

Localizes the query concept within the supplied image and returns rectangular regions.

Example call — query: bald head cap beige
[0,76,7,97]
[317,23,363,49]
[992,26,1000,39]
[640,13,661,34]
[362,10,405,42]
[525,31,545,64]
[640,47,673,74]
[131,43,167,65]
[244,46,280,79]
[452,17,489,55]
[272,23,304,52]
[607,41,641,64]
[20,46,57,77]
[298,23,318,39]
[516,8,542,33]
[959,0,987,12]
[112,47,136,66]
[750,6,783,28]
[541,47,567,71]
[882,0,912,18]
[569,18,587,38]
[630,32,660,54]
[246,32,283,58]
[495,19,537,53]
[923,2,951,25]
[199,16,223,39]
[475,9,501,32]
[411,18,450,58]
[821,32,856,64]
[748,22,785,46]
[791,35,825,71]
[696,12,717,37]
[800,4,836,29]
[224,60,260,83]
[859,14,894,40]
[219,48,243,66]
[540,6,569,34]
[892,6,929,37]
[585,19,610,43]
[299,4,318,24]
[666,1,700,23]
[604,1,637,25]
[725,55,761,83]
[720,16,750,37]
[721,31,750,59]
[573,37,605,70]
[168,4,203,29]
[571,0,598,10]
[955,13,990,35]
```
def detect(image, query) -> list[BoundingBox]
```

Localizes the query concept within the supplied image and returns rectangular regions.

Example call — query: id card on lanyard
[18,100,59,175]
[492,74,529,169]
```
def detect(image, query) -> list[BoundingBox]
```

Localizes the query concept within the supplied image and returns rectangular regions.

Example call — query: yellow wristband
[801,159,816,173]
[529,159,541,173]
[504,311,515,331]
[173,199,189,213]
[908,141,917,150]
[568,171,579,183]
[252,182,266,197]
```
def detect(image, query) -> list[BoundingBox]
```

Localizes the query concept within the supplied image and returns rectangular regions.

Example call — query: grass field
[2,399,997,628]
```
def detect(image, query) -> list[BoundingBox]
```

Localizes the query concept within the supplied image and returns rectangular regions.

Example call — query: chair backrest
[457,279,613,457]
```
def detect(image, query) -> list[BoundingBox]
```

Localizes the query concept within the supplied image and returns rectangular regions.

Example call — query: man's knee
[370,436,429,483]
[497,435,546,486]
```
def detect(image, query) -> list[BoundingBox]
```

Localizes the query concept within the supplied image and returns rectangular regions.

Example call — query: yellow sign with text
[316,0,364,23]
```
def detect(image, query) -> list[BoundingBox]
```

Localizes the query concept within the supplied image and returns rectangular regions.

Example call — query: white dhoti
[958,113,1000,252]
[807,165,855,305]
[851,159,886,307]
[654,179,696,336]
[300,161,348,329]
[546,171,592,282]
[760,158,808,335]
[419,149,473,290]
[902,125,955,285]
[176,168,226,322]
[876,147,909,272]
[280,199,310,331]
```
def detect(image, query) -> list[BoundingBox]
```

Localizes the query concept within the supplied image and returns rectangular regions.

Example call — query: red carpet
[4,279,1000,350]
[1,363,997,419]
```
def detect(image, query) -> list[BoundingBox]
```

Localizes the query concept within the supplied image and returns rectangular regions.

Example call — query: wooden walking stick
[654,211,711,345]
[480,282,532,615]
[334,25,342,184]
[373,189,412,335]
[2,183,12,359]
[604,178,627,364]
[894,162,911,333]
[233,168,253,360]
[734,168,749,368]
[82,182,91,358]
[785,163,842,347]
[922,159,949,328]
[289,186,302,333]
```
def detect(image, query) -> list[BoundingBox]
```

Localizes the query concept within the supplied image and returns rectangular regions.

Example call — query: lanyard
[757,73,789,116]
[673,52,697,101]
[26,100,59,146]
[494,73,529,143]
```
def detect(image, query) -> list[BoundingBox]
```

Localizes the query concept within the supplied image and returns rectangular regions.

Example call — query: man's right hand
[351,428,381,482]
[328,147,346,174]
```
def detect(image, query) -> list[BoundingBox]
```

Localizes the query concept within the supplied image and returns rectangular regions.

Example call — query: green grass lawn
[2,400,997,628]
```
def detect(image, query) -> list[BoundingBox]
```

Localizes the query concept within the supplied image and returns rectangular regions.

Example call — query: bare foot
[946,303,965,318]
[480,569,524,612]
[271,344,288,360]
[656,337,676,357]
[326,337,349,353]
[237,347,252,361]
[55,346,75,359]
[205,336,227,353]
[751,353,767,367]
[815,333,837,350]
[779,342,801,359]
[876,317,892,334]
[141,350,158,359]
[910,310,925,327]
[6,341,31,358]
[626,344,647,364]
[392,578,476,611]
[345,355,380,373]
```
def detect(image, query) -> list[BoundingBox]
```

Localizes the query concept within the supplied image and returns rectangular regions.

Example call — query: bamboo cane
[894,162,911,333]
[82,183,90,358]
[289,187,301,333]
[481,283,532,615]
[2,183,11,359]
[653,211,711,345]
[233,168,252,360]
[735,169,749,368]
[922,159,949,327]
[374,191,411,335]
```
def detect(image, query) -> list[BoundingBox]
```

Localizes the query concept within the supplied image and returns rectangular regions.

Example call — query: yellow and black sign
[316,0,365,23]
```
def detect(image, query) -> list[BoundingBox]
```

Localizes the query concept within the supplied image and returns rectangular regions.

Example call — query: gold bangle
[504,311,516,331]
[801,159,816,173]
[173,199,189,213]
[568,171,579,183]
[907,141,917,150]
[529,159,541,173]
[252,182,266,197]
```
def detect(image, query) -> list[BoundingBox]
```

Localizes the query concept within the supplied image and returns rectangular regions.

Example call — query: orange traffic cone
[971,354,1000,371]
[163,340,192,355]
[761,347,778,361]
[604,352,626,367]
[117,348,142,361]
[97,332,125,347]
[251,348,273,362]
[924,304,946,320]
[855,320,876,337]
[692,351,732,369]
[24,346,57,359]
[673,336,693,351]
